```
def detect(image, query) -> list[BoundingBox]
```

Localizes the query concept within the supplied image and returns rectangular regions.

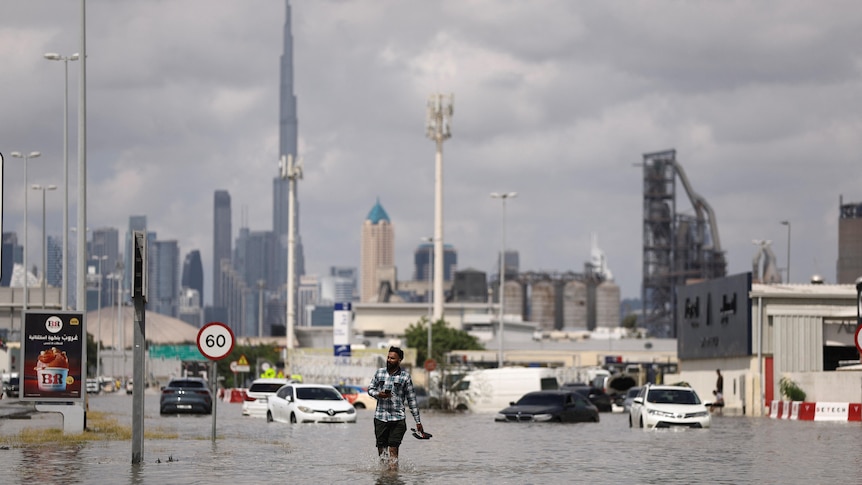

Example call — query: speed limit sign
[197,322,235,361]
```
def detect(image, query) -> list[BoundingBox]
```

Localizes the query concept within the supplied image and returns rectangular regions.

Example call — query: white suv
[242,378,291,418]
[629,384,711,429]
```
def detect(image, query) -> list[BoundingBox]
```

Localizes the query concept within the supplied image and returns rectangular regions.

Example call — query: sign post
[131,231,147,464]
[197,322,235,442]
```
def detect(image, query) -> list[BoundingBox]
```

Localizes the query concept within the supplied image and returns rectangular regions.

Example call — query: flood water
[0,391,859,484]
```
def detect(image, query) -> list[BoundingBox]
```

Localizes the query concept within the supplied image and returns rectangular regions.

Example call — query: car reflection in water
[267,383,356,424]
[495,390,600,423]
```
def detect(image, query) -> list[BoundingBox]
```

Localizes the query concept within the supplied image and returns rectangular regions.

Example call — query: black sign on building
[677,272,752,359]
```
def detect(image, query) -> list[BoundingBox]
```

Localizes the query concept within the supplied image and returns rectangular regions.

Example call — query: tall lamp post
[32,184,57,308]
[780,220,791,283]
[491,192,517,368]
[421,236,434,361]
[425,93,453,322]
[12,151,42,310]
[44,52,79,309]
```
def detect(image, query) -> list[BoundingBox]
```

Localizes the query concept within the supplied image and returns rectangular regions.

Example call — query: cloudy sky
[3,0,862,305]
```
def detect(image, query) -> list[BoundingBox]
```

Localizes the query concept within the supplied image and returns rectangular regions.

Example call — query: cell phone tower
[426,93,454,322]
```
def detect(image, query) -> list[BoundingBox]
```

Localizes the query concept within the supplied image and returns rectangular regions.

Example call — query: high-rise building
[360,199,395,302]
[1,233,21,286]
[234,228,279,291]
[182,249,204,301]
[92,227,120,280]
[153,240,180,317]
[178,288,204,328]
[330,266,358,300]
[414,242,457,281]
[498,250,520,279]
[320,272,356,304]
[838,196,862,284]
[46,235,62,288]
[274,0,305,301]
[297,274,319,328]
[213,190,232,308]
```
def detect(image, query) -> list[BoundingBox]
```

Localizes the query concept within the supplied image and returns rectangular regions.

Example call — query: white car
[242,378,291,418]
[629,384,711,429]
[266,383,356,424]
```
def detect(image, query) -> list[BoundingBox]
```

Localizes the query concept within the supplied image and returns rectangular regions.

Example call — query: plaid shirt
[368,366,421,423]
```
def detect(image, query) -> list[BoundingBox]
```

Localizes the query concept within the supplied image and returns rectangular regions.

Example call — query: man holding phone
[368,346,424,470]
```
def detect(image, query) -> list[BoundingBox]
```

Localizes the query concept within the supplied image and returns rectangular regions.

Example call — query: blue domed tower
[361,198,395,301]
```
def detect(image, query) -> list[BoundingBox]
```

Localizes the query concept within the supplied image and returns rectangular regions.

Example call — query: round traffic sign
[197,322,235,361]
[424,358,437,372]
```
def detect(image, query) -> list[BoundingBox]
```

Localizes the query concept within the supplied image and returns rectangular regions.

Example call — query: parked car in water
[334,384,376,410]
[267,383,356,424]
[628,384,711,429]
[243,378,291,418]
[494,390,600,423]
[561,383,613,412]
[622,386,643,413]
[159,377,213,415]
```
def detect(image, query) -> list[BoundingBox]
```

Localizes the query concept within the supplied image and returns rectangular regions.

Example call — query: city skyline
[3,1,862,308]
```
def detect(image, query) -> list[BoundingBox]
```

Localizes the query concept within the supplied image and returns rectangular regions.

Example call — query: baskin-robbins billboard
[21,311,85,401]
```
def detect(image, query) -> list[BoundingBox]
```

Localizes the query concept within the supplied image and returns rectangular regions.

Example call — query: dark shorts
[374,418,407,448]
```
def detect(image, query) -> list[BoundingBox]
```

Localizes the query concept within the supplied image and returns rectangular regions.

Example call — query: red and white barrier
[768,400,862,422]
[220,388,247,403]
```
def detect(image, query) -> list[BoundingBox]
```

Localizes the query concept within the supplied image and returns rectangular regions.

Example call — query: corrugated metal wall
[773,315,822,372]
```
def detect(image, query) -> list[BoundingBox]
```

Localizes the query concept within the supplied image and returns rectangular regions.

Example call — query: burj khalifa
[274,0,305,300]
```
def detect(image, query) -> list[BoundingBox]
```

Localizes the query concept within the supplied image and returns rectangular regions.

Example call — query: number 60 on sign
[197,322,235,361]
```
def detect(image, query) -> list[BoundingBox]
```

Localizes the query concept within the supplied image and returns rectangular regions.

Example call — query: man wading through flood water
[368,346,424,470]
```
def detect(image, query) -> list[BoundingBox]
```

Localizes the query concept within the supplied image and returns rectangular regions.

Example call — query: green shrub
[779,377,807,401]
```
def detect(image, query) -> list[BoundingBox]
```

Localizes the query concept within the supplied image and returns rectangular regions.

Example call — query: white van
[450,367,559,413]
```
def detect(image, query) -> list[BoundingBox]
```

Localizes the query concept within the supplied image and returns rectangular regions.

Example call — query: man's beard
[387,361,399,372]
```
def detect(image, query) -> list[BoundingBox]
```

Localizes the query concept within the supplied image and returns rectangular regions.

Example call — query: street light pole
[32,185,57,308]
[12,151,42,311]
[426,93,453,322]
[44,52,79,309]
[491,192,517,368]
[780,220,791,283]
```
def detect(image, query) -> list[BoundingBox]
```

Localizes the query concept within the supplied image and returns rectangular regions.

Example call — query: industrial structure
[641,149,727,337]
[837,195,862,284]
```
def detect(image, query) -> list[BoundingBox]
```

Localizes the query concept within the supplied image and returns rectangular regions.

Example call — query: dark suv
[561,383,613,412]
